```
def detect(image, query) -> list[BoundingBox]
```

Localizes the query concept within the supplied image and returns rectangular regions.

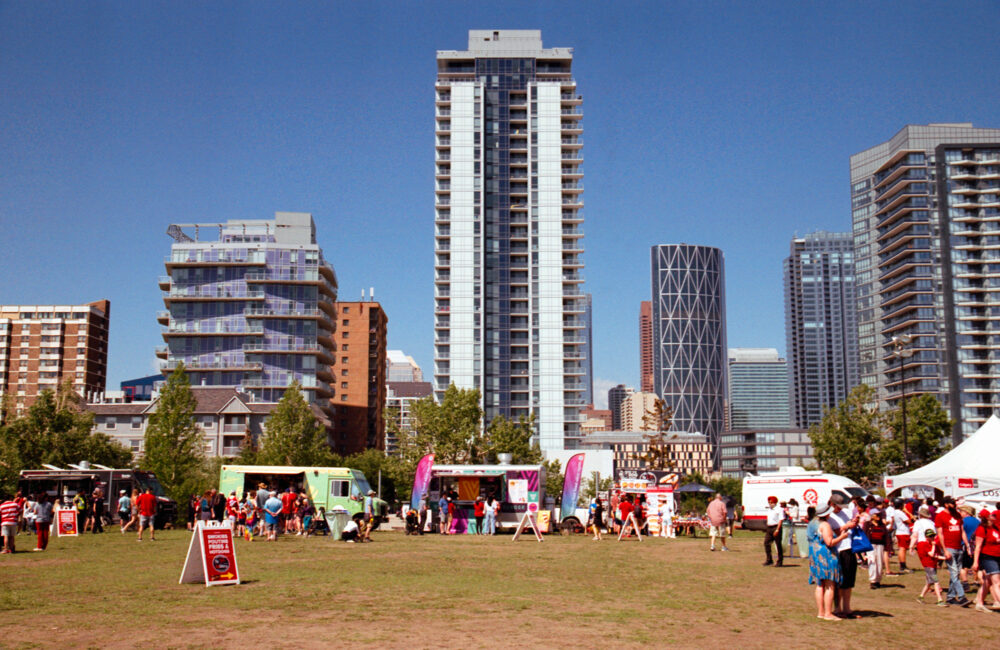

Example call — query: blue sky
[2,2,999,407]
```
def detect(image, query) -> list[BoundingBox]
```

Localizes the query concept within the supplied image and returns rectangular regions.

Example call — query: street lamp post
[891,335,914,469]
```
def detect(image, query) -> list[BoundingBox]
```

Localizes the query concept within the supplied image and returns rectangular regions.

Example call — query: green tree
[809,384,888,486]
[482,413,542,464]
[635,398,677,470]
[256,382,336,467]
[544,458,563,504]
[581,473,613,503]
[142,365,206,503]
[406,384,484,464]
[883,393,952,471]
[0,381,132,493]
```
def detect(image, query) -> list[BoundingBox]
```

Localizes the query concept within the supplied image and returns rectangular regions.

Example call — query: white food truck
[741,467,869,531]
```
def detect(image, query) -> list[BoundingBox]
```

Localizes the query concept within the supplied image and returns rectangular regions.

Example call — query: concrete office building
[387,350,424,383]
[158,213,337,417]
[728,348,790,429]
[719,428,814,478]
[434,30,587,452]
[784,232,858,428]
[639,300,654,393]
[650,244,728,466]
[331,300,387,454]
[620,391,659,432]
[0,301,110,418]
[607,384,634,431]
[851,124,1000,442]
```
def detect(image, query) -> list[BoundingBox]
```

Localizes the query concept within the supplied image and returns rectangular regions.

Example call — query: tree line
[1,368,564,511]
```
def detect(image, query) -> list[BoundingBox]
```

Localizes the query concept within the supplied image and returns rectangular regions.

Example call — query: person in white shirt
[826,494,860,618]
[659,497,675,538]
[342,518,360,542]
[910,505,936,549]
[763,496,785,566]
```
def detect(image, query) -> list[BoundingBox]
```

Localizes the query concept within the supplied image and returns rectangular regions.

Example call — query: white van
[741,467,869,531]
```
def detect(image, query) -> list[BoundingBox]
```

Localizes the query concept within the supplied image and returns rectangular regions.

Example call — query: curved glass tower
[650,244,727,466]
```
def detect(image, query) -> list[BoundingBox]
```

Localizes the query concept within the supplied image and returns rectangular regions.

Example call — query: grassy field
[2,526,999,649]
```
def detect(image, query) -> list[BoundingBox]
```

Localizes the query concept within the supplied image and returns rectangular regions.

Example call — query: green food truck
[218,465,373,519]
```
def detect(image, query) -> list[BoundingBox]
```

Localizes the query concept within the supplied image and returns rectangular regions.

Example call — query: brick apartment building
[0,301,110,419]
[331,300,387,454]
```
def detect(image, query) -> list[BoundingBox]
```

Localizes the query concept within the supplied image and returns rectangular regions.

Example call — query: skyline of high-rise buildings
[650,244,728,467]
[433,30,587,451]
[784,231,859,428]
[850,123,1000,443]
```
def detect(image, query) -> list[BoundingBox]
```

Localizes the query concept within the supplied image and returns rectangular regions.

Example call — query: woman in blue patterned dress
[808,504,850,620]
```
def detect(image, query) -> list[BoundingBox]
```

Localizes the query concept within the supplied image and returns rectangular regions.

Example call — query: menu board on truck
[507,479,528,504]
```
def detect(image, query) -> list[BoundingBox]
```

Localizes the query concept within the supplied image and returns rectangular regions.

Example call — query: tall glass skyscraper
[650,244,727,466]
[783,231,858,427]
[434,31,586,451]
[727,348,790,429]
[851,124,1000,442]
[159,212,337,417]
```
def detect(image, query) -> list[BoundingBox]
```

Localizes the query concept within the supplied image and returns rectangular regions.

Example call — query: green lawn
[1,527,998,648]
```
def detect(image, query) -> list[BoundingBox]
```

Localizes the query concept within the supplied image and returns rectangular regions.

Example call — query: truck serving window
[330,480,349,498]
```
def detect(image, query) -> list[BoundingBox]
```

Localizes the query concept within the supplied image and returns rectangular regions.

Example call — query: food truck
[18,464,177,528]
[218,465,373,520]
[426,463,546,533]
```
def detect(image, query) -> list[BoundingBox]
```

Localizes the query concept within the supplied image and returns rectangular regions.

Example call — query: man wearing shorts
[264,491,283,542]
[706,493,729,552]
[1,494,19,554]
[891,498,913,573]
[135,487,157,542]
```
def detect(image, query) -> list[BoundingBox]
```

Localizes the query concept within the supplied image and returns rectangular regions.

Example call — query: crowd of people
[802,492,1000,619]
[186,484,332,541]
[581,490,736,543]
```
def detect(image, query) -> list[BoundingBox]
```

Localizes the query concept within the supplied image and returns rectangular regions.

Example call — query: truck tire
[560,517,582,534]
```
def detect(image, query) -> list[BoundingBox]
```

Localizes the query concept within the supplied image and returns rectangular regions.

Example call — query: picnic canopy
[675,482,714,494]
[884,414,1000,503]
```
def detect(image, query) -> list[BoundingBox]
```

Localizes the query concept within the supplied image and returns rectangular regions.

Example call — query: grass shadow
[850,610,893,619]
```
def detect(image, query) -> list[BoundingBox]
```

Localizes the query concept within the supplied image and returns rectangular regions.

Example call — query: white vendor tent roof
[885,414,1000,499]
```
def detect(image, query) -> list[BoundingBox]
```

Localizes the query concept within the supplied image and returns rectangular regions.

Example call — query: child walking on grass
[916,528,948,606]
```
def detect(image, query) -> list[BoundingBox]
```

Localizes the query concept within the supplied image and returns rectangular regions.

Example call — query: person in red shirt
[135,487,158,542]
[934,497,970,606]
[619,496,635,536]
[473,496,486,535]
[916,529,947,605]
[280,488,297,534]
[972,510,1000,612]
[1,494,19,553]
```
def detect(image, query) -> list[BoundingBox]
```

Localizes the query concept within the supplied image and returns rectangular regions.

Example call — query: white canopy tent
[884,414,1000,505]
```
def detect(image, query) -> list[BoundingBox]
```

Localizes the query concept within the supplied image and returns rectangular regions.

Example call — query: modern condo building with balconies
[158,212,338,417]
[434,30,587,451]
[850,124,1000,443]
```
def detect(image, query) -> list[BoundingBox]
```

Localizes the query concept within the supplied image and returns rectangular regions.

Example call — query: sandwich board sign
[56,509,78,537]
[179,520,240,587]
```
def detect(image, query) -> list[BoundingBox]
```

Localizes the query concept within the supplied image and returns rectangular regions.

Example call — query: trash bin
[326,508,351,541]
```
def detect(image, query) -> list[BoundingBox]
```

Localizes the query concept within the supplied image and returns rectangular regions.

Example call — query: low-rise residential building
[385,381,434,455]
[84,386,330,458]
[719,428,814,478]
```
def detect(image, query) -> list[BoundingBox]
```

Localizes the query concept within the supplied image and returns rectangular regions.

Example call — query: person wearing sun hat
[807,503,849,620]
